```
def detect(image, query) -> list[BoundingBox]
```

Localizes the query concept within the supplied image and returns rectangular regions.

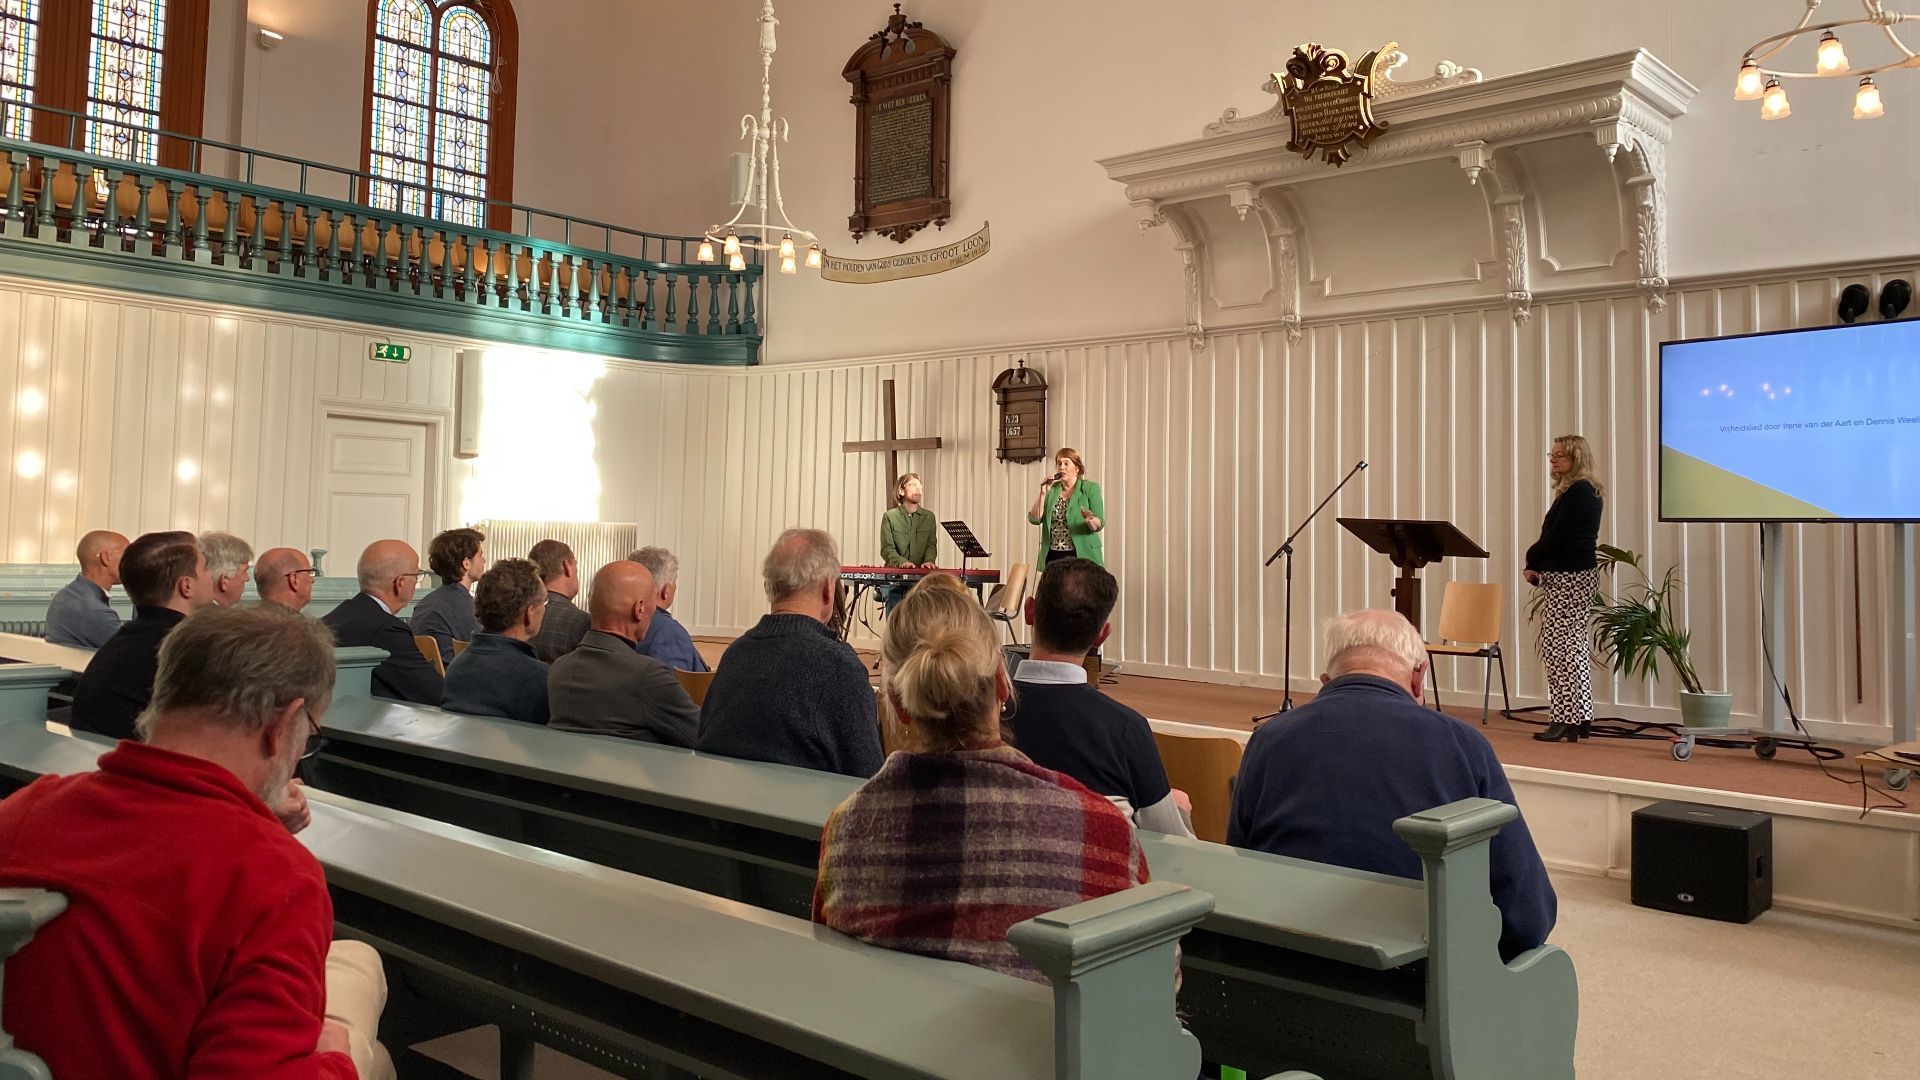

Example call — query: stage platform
[694,636,1920,930]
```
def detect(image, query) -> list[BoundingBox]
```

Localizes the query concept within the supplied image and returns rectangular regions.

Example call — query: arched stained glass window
[0,0,42,142]
[85,0,167,163]
[365,0,514,229]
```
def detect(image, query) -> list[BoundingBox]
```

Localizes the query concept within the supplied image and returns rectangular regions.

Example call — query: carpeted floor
[409,871,1920,1079]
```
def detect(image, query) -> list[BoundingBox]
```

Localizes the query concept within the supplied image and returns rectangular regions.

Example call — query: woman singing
[1524,435,1605,744]
[1027,448,1105,572]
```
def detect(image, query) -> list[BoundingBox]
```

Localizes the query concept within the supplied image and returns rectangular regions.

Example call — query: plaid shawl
[812,745,1148,983]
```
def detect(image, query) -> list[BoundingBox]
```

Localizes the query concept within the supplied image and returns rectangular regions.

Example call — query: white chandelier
[695,0,823,275]
[1735,0,1918,119]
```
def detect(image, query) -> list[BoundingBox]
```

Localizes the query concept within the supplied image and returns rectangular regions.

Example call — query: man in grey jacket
[548,560,700,747]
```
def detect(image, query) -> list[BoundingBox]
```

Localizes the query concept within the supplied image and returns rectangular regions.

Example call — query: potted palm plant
[1589,544,1731,727]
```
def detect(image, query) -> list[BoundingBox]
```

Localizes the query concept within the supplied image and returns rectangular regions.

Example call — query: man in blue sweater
[698,529,881,778]
[441,558,550,725]
[1228,609,1556,962]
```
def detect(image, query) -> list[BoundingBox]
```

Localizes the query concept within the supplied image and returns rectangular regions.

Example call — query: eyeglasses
[285,567,320,585]
[299,706,327,761]
[1547,452,1570,461]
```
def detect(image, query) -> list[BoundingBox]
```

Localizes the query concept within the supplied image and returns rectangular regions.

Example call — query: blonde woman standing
[1524,435,1605,743]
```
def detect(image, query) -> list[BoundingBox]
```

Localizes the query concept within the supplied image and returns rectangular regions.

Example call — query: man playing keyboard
[879,472,937,612]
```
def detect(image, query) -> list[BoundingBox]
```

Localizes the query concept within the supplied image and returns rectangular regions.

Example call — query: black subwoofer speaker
[1630,801,1772,923]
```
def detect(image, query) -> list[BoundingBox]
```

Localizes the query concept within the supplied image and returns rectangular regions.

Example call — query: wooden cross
[842,378,942,507]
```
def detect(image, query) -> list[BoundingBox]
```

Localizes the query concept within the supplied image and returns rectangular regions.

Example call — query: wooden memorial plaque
[1278,42,1392,167]
[843,5,954,243]
[993,360,1048,464]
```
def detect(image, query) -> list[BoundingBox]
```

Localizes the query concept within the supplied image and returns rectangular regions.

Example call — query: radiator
[473,520,641,598]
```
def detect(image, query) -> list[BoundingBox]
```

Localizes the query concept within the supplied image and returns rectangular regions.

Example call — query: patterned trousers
[1538,568,1599,725]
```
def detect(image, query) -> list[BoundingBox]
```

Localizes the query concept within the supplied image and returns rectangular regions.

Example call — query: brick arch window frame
[359,0,518,232]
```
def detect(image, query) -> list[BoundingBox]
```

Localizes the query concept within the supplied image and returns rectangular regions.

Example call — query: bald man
[320,540,442,705]
[46,530,129,648]
[547,560,700,746]
[254,548,318,611]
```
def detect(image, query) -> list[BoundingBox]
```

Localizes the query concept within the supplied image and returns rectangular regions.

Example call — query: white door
[320,415,429,573]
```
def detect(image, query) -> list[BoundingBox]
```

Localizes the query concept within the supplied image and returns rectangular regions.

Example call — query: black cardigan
[1525,479,1603,572]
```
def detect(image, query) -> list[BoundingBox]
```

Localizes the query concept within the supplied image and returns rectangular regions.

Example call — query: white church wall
[202,1,1918,365]
[6,255,1911,743]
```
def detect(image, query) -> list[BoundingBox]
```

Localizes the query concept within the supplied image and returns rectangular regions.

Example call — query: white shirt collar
[1013,659,1088,685]
[369,593,394,616]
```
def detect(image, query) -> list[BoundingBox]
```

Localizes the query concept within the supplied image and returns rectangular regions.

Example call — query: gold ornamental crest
[1277,42,1392,167]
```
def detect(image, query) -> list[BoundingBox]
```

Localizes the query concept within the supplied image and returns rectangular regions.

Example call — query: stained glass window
[85,0,167,164]
[0,0,41,142]
[368,0,496,228]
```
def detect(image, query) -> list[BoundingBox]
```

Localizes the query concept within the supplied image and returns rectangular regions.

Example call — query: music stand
[1336,518,1488,633]
[942,520,990,567]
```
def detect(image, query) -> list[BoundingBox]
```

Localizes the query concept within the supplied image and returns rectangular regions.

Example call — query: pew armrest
[1008,881,1214,1080]
[0,889,66,1080]
[1392,798,1578,1080]
[333,647,389,700]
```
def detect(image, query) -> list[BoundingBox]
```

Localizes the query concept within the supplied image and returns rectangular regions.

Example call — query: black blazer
[321,592,444,706]
[71,606,186,741]
[1525,480,1603,572]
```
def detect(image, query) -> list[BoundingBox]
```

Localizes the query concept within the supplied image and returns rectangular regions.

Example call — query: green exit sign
[371,342,412,363]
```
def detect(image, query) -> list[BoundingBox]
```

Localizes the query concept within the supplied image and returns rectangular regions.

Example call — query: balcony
[0,105,764,365]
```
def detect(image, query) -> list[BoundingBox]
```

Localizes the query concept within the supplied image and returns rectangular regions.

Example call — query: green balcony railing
[0,104,764,365]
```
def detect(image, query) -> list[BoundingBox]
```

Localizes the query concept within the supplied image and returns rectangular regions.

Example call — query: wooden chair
[674,669,717,707]
[1150,729,1244,844]
[452,639,470,657]
[1424,581,1512,724]
[414,635,447,678]
[985,563,1030,645]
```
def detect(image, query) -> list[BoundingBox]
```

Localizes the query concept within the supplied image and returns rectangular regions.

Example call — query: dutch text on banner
[821,223,991,284]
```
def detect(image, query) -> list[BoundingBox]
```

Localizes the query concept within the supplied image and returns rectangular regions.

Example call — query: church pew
[0,642,387,722]
[306,697,1577,1080]
[0,720,1218,1080]
[0,888,65,1080]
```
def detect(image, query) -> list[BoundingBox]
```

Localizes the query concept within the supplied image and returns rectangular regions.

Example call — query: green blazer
[1029,479,1105,571]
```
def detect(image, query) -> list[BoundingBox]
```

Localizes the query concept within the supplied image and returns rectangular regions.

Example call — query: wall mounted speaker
[454,349,482,459]
[1838,283,1871,323]
[1881,279,1912,320]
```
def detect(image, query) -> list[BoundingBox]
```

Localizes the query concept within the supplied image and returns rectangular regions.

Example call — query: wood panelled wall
[2,266,1914,741]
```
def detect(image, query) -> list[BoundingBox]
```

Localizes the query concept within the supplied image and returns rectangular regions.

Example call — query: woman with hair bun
[812,573,1148,982]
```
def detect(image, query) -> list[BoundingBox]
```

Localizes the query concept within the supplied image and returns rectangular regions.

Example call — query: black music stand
[942,520,990,572]
[1336,518,1488,634]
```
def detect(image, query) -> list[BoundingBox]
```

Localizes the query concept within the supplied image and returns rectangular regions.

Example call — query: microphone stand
[1256,460,1368,722]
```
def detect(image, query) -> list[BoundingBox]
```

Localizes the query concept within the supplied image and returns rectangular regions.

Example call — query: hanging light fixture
[1762,77,1793,118]
[1855,75,1886,116]
[1735,0,1918,121]
[693,1,824,274]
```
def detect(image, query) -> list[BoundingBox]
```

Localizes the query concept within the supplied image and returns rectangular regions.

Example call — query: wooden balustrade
[1,119,763,365]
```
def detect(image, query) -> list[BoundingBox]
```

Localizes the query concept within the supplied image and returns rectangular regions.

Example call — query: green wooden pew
[0,646,388,723]
[304,697,1577,1080]
[0,720,1222,1080]
[0,564,413,637]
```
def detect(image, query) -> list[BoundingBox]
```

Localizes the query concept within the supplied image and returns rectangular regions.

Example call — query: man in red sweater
[0,604,367,1079]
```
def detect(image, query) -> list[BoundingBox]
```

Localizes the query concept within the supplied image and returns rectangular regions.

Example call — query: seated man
[550,560,700,746]
[628,546,709,672]
[0,603,391,1080]
[442,558,550,725]
[1005,558,1193,837]
[45,529,127,648]
[1227,610,1556,962]
[699,529,882,778]
[528,539,590,661]
[321,540,443,705]
[71,531,215,740]
[255,547,319,611]
[200,531,255,608]
[411,527,486,661]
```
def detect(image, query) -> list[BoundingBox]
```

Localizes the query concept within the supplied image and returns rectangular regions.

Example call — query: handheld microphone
[1048,472,1064,482]
[1358,460,1369,469]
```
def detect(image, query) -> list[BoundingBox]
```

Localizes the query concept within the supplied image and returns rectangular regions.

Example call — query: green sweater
[881,506,938,566]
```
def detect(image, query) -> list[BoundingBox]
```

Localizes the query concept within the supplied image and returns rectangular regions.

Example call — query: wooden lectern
[1337,518,1489,633]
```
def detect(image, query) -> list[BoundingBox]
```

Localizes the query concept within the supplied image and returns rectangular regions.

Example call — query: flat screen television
[1660,319,1920,522]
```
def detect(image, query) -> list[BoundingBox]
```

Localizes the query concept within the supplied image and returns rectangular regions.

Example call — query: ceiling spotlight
[1838,282,1871,323]
[1880,279,1912,320]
